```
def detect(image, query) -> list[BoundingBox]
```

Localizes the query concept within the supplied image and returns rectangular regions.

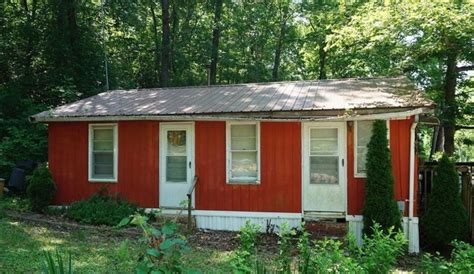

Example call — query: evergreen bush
[66,191,138,226]
[26,164,56,212]
[421,155,468,247]
[362,120,401,235]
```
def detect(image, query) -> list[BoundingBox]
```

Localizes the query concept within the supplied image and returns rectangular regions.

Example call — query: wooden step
[304,220,348,239]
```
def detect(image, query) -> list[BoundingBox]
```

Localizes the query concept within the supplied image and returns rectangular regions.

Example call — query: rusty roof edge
[31,107,432,123]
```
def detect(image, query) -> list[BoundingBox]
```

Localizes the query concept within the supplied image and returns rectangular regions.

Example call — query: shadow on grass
[0,217,141,273]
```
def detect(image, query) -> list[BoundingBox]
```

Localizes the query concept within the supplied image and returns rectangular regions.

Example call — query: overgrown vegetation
[66,191,138,226]
[420,240,474,273]
[26,164,56,213]
[421,155,469,248]
[118,212,191,273]
[230,220,261,272]
[363,120,402,235]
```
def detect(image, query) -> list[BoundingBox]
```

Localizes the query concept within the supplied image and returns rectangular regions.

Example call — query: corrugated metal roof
[32,77,433,121]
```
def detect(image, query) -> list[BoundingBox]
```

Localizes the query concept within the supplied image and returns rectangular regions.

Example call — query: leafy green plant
[41,250,72,274]
[26,164,56,212]
[119,212,190,273]
[421,240,474,273]
[66,191,138,226]
[297,224,311,274]
[421,155,469,248]
[363,120,402,235]
[230,220,261,273]
[351,223,407,273]
[277,221,296,273]
[308,238,361,273]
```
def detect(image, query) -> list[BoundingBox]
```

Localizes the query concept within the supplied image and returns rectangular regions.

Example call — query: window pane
[231,151,257,179]
[356,121,374,174]
[310,156,338,184]
[167,131,186,155]
[94,128,113,141]
[93,140,113,151]
[231,124,256,138]
[357,147,368,174]
[166,156,187,182]
[310,128,337,139]
[93,152,113,177]
[357,121,373,147]
[310,128,338,155]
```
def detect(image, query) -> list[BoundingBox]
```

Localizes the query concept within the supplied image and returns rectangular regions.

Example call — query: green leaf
[117,217,131,228]
[146,248,160,257]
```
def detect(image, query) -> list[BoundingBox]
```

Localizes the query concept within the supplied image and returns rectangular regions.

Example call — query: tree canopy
[0,0,473,177]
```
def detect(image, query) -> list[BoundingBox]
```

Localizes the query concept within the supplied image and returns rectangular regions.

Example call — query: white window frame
[354,120,390,178]
[226,121,261,184]
[88,123,118,183]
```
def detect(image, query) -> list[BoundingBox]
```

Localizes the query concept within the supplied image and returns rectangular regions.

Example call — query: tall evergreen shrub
[26,164,56,212]
[421,155,468,247]
[363,120,401,235]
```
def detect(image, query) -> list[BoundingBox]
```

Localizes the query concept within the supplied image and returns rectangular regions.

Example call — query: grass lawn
[0,216,238,273]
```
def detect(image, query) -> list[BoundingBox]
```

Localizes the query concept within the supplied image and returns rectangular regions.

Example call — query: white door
[159,123,194,208]
[302,122,346,213]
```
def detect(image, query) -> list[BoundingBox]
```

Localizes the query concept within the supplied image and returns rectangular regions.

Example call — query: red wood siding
[194,121,301,212]
[347,117,417,216]
[48,121,159,207]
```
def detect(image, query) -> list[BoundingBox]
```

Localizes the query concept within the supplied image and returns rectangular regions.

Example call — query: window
[89,124,118,182]
[227,122,260,183]
[354,120,389,177]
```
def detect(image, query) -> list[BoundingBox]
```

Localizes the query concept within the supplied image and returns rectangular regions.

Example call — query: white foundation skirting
[193,210,302,232]
[346,215,420,254]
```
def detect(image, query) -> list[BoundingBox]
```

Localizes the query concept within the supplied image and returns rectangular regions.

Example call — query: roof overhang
[31,107,432,123]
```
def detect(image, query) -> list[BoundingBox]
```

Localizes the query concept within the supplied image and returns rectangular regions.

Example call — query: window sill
[88,178,118,183]
[354,173,367,179]
[227,181,260,185]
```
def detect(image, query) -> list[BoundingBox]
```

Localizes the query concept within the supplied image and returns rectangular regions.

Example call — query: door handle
[189,161,191,168]
[342,158,344,167]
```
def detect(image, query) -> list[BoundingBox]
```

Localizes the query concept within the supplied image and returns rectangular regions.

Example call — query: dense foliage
[363,120,401,235]
[66,192,138,226]
[0,0,473,180]
[421,240,474,273]
[118,212,190,273]
[421,155,469,248]
[26,164,56,212]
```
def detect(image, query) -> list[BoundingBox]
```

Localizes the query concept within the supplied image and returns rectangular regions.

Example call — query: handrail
[187,176,198,234]
[187,176,198,196]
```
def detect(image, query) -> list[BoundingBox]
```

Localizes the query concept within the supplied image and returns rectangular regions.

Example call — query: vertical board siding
[48,121,159,207]
[347,117,416,216]
[195,121,301,213]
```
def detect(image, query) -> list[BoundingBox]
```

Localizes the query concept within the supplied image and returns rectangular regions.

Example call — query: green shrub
[119,212,190,273]
[363,120,402,235]
[421,155,469,248]
[277,222,297,272]
[26,164,56,212]
[308,238,361,273]
[353,223,407,273]
[66,192,137,226]
[230,220,261,273]
[420,240,474,273]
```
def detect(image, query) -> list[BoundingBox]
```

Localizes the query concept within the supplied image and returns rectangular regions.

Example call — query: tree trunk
[209,0,223,85]
[272,20,287,81]
[170,0,178,75]
[443,51,458,156]
[318,41,327,80]
[149,0,160,86]
[160,0,170,87]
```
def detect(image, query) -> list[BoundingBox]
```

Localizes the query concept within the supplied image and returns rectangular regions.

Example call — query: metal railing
[187,176,198,234]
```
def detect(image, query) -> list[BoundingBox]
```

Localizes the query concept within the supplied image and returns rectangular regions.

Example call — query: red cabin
[32,77,433,253]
